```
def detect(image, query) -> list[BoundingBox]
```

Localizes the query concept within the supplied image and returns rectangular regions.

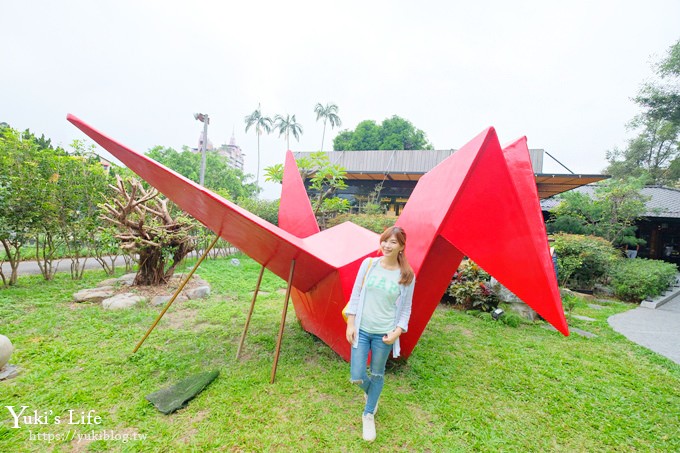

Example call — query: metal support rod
[132,234,220,353]
[543,150,575,175]
[270,259,296,384]
[236,264,266,359]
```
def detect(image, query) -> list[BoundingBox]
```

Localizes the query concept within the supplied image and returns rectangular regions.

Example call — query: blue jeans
[350,330,392,415]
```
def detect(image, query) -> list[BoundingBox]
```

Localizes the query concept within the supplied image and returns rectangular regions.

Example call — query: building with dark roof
[541,185,680,263]
[295,149,607,216]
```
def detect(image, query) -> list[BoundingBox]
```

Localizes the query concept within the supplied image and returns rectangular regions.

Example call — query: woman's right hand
[346,319,357,344]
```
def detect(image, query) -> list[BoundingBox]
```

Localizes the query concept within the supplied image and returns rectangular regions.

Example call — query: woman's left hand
[382,329,401,345]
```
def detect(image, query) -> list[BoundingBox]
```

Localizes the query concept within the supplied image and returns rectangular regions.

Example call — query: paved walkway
[1,256,109,277]
[608,297,680,365]
[1,249,233,278]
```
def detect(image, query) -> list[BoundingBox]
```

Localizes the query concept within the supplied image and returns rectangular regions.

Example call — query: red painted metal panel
[279,150,319,238]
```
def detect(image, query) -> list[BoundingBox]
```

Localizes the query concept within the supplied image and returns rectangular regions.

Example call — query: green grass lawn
[1,254,679,452]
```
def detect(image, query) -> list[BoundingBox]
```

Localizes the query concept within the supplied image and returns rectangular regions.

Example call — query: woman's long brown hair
[380,226,415,285]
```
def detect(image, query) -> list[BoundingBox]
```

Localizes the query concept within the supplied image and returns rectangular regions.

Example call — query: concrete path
[1,249,234,278]
[1,256,109,277]
[608,297,680,365]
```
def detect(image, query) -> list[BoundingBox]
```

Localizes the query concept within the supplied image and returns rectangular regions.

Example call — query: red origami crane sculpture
[68,114,568,368]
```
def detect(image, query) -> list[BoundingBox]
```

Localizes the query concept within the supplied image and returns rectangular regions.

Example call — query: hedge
[609,258,678,302]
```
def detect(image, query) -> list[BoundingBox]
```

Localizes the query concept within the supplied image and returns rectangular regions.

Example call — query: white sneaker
[362,413,376,442]
[363,393,379,415]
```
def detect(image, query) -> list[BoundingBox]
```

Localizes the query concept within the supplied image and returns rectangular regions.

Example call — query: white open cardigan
[345,257,415,358]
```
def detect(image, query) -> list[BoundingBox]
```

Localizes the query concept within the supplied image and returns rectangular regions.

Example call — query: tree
[606,117,680,184]
[635,39,680,125]
[333,115,433,151]
[244,104,273,188]
[606,40,680,184]
[547,178,649,247]
[54,140,112,279]
[0,128,46,285]
[314,102,342,151]
[146,146,257,200]
[101,176,196,285]
[273,114,303,150]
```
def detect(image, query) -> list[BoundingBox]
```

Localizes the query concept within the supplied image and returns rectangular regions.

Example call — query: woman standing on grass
[344,226,415,442]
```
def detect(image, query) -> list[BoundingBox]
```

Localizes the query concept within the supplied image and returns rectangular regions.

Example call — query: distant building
[215,133,245,171]
[191,132,244,171]
[98,156,113,173]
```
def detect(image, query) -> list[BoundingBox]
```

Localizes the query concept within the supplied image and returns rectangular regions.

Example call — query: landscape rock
[0,364,19,380]
[97,278,120,288]
[151,295,188,307]
[73,287,116,303]
[118,273,137,285]
[194,277,209,287]
[593,284,615,298]
[0,334,14,369]
[571,327,598,338]
[102,293,147,310]
[185,286,210,300]
[572,315,597,322]
[489,278,539,321]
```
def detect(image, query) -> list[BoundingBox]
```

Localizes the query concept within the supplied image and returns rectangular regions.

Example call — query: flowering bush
[446,260,500,312]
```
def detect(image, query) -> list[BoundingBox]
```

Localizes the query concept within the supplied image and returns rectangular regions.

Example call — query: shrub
[553,233,620,289]
[609,258,678,302]
[446,260,500,312]
[326,213,395,233]
[236,197,280,226]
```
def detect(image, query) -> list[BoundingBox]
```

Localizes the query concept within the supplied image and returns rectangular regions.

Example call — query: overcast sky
[2,1,679,199]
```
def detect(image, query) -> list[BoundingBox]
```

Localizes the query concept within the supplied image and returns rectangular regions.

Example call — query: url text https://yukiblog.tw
[5,405,147,444]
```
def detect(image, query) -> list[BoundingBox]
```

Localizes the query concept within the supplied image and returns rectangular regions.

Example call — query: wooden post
[236,264,266,359]
[270,259,296,384]
[133,234,220,353]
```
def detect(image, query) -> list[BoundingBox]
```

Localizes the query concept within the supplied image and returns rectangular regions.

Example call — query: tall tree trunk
[35,232,59,281]
[321,119,327,151]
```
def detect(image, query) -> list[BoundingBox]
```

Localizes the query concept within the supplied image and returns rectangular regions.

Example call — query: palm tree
[244,104,273,187]
[314,103,342,151]
[273,114,303,150]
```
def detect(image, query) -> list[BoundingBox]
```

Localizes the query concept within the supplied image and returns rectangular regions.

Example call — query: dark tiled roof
[295,149,545,174]
[541,185,680,219]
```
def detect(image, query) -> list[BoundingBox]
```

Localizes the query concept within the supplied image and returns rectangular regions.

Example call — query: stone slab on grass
[0,364,20,380]
[103,293,147,310]
[151,295,189,307]
[74,287,115,303]
[186,286,210,300]
[543,324,597,338]
[572,315,597,322]
[118,273,137,286]
[97,278,120,287]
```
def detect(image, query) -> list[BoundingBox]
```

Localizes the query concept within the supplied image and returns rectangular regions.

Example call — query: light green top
[360,264,401,334]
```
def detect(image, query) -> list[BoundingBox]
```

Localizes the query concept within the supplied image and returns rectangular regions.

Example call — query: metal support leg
[270,259,296,384]
[236,264,266,359]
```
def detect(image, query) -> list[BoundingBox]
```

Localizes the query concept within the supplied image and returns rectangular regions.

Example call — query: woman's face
[380,234,404,258]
